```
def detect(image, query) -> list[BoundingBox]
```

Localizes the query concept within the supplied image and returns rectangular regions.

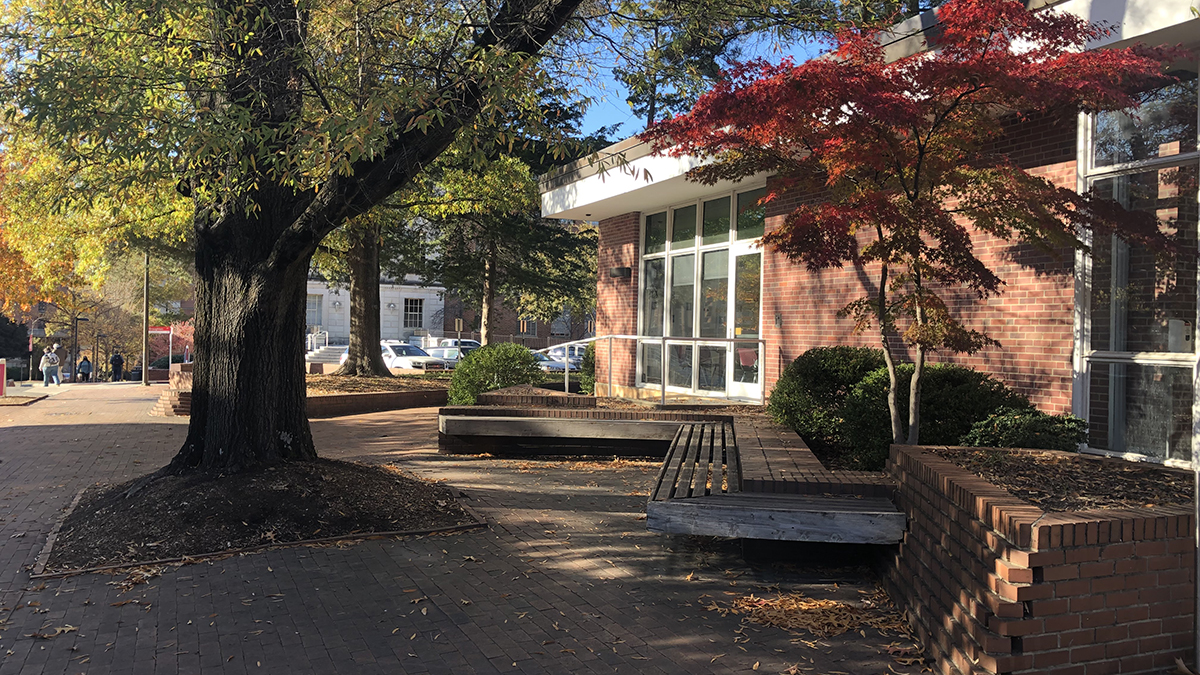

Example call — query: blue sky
[573,36,829,139]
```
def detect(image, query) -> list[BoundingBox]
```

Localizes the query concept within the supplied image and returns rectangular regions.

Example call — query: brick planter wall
[306,389,448,418]
[887,445,1194,675]
[475,390,596,408]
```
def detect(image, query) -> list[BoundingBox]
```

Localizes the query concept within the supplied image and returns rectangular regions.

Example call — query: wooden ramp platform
[647,422,905,544]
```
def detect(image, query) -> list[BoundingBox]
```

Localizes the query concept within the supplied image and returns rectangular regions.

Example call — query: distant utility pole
[142,251,150,386]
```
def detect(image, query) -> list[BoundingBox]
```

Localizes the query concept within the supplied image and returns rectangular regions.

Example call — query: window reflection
[700,250,728,338]
[642,259,665,337]
[645,212,667,254]
[669,255,695,337]
[1089,166,1197,353]
[1094,75,1197,167]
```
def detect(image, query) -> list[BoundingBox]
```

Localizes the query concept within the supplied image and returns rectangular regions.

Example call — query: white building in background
[305,277,445,346]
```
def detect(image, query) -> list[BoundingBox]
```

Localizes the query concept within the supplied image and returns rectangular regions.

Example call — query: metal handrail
[305,331,329,352]
[536,334,766,404]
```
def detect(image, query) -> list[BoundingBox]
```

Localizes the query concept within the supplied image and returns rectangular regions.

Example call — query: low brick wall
[887,445,1193,675]
[475,390,596,408]
[306,390,448,418]
[440,406,733,423]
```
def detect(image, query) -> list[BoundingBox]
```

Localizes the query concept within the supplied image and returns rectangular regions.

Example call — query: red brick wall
[888,446,1193,675]
[595,212,640,392]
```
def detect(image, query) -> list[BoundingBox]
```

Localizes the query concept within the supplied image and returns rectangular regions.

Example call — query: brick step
[150,390,192,417]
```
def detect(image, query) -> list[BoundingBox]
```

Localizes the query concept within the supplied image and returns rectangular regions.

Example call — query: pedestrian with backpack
[39,347,60,387]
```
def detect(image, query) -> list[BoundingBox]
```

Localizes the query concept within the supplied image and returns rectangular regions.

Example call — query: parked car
[425,347,471,366]
[531,350,577,373]
[545,344,586,368]
[340,341,450,371]
[439,338,482,350]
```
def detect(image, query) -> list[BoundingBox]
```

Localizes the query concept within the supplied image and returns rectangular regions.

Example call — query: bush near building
[961,408,1089,453]
[447,342,542,405]
[767,346,885,453]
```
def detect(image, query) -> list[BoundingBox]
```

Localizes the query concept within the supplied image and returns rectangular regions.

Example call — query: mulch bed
[932,448,1193,512]
[306,374,450,396]
[0,395,45,406]
[46,459,476,572]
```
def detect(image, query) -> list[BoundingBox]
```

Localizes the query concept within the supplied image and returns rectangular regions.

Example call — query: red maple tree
[645,0,1189,445]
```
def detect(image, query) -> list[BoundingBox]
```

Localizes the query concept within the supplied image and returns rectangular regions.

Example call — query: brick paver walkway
[0,384,921,674]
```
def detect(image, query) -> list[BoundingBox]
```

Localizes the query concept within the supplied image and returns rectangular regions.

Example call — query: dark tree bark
[335,222,391,377]
[168,209,319,473]
[165,0,585,474]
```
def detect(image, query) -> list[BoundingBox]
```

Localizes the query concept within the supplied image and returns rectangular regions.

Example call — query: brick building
[539,0,1199,468]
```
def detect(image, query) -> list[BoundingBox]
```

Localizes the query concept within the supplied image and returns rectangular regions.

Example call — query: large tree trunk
[167,220,318,474]
[335,222,391,377]
[480,241,496,345]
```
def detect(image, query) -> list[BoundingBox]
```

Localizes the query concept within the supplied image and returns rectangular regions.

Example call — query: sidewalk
[0,386,919,674]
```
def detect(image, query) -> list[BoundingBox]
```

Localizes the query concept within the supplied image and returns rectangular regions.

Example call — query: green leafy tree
[405,155,597,344]
[1,0,588,474]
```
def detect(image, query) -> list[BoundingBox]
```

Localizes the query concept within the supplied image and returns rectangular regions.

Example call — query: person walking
[39,347,60,387]
[78,356,92,382]
[110,351,124,382]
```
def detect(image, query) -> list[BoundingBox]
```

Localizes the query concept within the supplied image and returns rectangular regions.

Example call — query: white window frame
[403,298,423,329]
[635,182,767,400]
[306,294,323,329]
[1073,72,1200,468]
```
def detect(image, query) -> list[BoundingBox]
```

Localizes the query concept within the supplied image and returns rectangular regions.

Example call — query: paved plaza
[0,384,920,674]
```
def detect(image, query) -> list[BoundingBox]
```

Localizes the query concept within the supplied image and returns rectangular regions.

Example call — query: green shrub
[579,342,596,395]
[840,363,1032,470]
[447,342,543,405]
[767,346,885,449]
[150,354,187,369]
[961,408,1088,452]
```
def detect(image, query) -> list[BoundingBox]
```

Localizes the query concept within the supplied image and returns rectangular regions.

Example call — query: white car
[340,341,450,371]
[531,350,577,373]
[546,345,586,368]
[425,347,471,366]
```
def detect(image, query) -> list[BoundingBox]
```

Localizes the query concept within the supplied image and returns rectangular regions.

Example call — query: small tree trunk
[335,221,391,377]
[906,287,928,445]
[167,224,317,474]
[480,241,496,346]
[906,345,926,445]
[875,258,904,444]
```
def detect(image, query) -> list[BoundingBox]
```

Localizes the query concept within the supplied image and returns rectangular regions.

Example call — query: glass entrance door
[728,252,761,399]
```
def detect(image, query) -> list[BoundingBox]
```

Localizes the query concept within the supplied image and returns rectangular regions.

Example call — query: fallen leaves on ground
[722,591,901,638]
[27,625,76,639]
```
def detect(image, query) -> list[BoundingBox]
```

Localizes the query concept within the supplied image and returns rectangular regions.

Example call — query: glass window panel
[734,342,759,384]
[668,344,693,388]
[669,255,695,337]
[641,343,662,385]
[644,212,667,254]
[306,295,322,327]
[699,250,728,338]
[1087,363,1192,462]
[1093,75,1197,168]
[641,259,665,337]
[736,188,767,240]
[702,197,731,245]
[697,346,726,391]
[1089,166,1197,353]
[734,254,761,338]
[672,205,696,248]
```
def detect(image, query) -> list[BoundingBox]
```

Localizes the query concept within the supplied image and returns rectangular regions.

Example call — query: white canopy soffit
[539,136,770,221]
[539,0,1198,223]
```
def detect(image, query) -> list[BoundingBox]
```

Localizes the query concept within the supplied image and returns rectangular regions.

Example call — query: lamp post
[71,317,89,382]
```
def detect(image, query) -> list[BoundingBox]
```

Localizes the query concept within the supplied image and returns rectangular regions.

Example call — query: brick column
[595,212,640,396]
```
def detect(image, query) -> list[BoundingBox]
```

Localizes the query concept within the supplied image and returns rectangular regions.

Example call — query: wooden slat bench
[647,422,905,544]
